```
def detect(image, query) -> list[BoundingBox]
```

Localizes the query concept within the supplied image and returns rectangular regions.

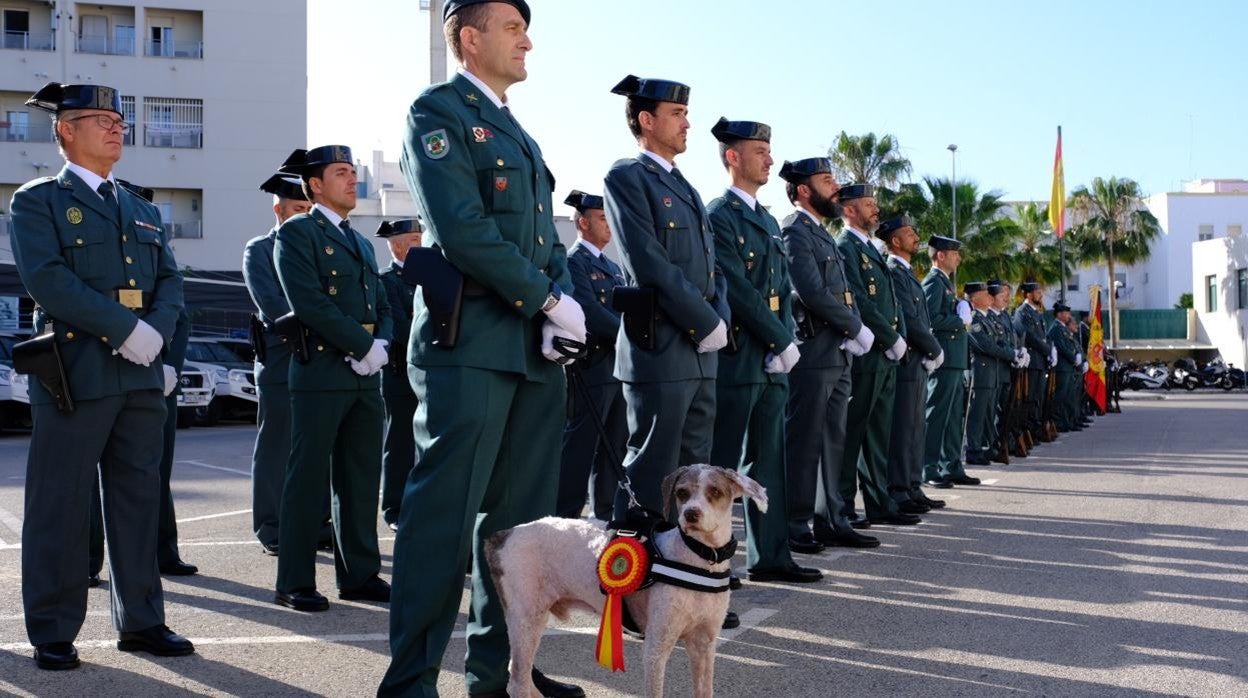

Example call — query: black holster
[13,332,74,413]
[402,246,465,348]
[611,286,656,351]
[272,312,309,364]
[792,292,819,341]
[249,313,268,364]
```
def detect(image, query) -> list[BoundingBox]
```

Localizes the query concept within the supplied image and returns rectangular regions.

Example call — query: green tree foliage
[828,132,912,193]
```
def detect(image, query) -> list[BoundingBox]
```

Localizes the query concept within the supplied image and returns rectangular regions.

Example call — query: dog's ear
[660,466,690,520]
[721,469,768,513]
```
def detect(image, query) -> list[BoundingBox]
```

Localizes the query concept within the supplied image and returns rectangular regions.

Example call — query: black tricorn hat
[1052,301,1072,313]
[987,279,1009,295]
[278,146,353,176]
[443,0,530,25]
[837,183,875,201]
[876,214,915,238]
[564,190,604,211]
[963,281,988,294]
[710,117,771,144]
[26,82,123,116]
[610,75,690,105]
[259,173,309,201]
[116,179,154,203]
[778,158,832,183]
[375,219,422,238]
[928,235,961,251]
[1020,281,1040,292]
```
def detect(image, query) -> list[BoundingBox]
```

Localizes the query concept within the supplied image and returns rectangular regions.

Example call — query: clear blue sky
[308,0,1248,215]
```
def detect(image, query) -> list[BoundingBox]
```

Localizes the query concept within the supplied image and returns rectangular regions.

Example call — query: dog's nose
[683,508,701,524]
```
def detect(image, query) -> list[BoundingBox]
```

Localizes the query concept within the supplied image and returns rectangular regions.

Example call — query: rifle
[1042,367,1059,440]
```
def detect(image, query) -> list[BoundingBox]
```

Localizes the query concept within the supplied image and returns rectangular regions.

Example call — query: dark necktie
[97,181,119,214]
[339,220,361,256]
[670,167,694,199]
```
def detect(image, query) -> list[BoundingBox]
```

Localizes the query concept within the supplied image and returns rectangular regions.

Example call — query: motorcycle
[1198,358,1246,391]
[1172,358,1200,391]
[1120,359,1170,391]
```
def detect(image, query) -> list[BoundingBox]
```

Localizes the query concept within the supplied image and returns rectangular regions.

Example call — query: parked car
[0,332,32,431]
[175,365,214,428]
[185,337,258,425]
[215,337,256,364]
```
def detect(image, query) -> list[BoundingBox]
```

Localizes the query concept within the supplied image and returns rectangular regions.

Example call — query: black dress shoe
[916,494,947,509]
[949,474,982,486]
[815,529,880,548]
[531,668,586,698]
[787,532,825,554]
[728,574,742,591]
[898,499,929,514]
[34,642,79,670]
[275,588,330,612]
[748,565,823,583]
[925,477,954,489]
[964,455,991,466]
[722,610,740,629]
[339,576,390,602]
[260,542,279,557]
[868,513,922,526]
[159,559,198,576]
[847,514,872,529]
[88,574,101,588]
[117,624,194,656]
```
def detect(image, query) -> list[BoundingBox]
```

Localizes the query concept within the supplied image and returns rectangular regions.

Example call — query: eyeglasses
[67,114,131,134]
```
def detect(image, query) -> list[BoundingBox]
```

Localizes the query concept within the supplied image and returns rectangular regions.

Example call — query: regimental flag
[1049,126,1065,238]
[1085,284,1107,413]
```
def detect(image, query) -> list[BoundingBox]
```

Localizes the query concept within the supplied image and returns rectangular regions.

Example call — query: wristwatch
[541,284,562,312]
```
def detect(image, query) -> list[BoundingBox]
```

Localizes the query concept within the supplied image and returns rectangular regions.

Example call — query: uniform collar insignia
[466,92,479,102]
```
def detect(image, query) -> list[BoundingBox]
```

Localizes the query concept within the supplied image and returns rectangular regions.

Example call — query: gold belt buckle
[362,323,376,334]
[843,291,853,306]
[768,295,780,312]
[117,289,144,309]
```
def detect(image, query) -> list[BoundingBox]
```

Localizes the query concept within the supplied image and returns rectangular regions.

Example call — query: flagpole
[1059,233,1066,304]
[1051,125,1065,303]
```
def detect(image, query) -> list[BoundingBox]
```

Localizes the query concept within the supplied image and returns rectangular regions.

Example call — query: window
[120,95,135,146]
[149,23,173,57]
[114,24,135,55]
[1206,275,1218,312]
[1238,269,1248,310]
[1066,273,1080,292]
[2,9,29,49]
[3,111,28,141]
[1198,224,1214,241]
[142,97,202,148]
[78,14,108,53]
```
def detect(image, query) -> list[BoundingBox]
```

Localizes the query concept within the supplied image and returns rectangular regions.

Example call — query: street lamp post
[947,144,958,239]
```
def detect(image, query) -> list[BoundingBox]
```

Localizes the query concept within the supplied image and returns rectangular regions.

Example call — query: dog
[485,463,767,698]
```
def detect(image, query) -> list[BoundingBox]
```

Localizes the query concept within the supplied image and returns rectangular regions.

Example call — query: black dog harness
[607,507,735,594]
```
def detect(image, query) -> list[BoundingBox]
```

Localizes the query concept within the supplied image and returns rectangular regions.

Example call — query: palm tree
[1066,177,1162,346]
[828,132,912,193]
[1012,202,1067,290]
[881,177,1012,282]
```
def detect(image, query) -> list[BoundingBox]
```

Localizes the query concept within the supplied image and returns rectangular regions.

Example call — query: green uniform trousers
[1057,372,1078,429]
[275,389,383,594]
[966,380,998,459]
[888,371,929,502]
[1024,367,1046,435]
[840,366,901,519]
[711,382,794,570]
[252,382,291,548]
[381,390,419,526]
[785,365,854,538]
[924,368,967,480]
[382,366,564,697]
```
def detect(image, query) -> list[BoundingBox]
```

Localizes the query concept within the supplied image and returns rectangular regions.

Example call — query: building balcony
[75,34,134,56]
[143,123,202,149]
[1,30,54,51]
[167,220,202,239]
[0,120,52,143]
[145,38,202,59]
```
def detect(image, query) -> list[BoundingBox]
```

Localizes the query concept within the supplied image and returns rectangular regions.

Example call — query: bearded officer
[273,145,393,611]
[835,184,917,526]
[779,158,878,550]
[242,172,313,556]
[878,215,946,513]
[375,218,422,531]
[922,235,978,487]
[11,82,192,669]
[381,1,587,695]
[555,190,624,521]
[707,118,820,582]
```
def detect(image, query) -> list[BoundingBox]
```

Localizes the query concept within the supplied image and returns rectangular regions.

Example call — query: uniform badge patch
[663,197,672,208]
[868,283,877,296]
[324,246,334,255]
[472,126,490,143]
[67,207,83,225]
[422,129,449,160]
[495,176,508,192]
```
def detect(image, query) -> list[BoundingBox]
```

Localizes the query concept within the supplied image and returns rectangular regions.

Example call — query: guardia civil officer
[1049,307,1085,431]
[922,236,979,486]
[835,184,916,526]
[878,215,946,512]
[989,280,1026,461]
[11,82,192,669]
[778,158,878,549]
[965,282,1014,466]
[375,219,422,531]
[242,172,312,556]
[555,190,624,521]
[381,2,587,695]
[273,145,393,611]
[1014,281,1053,442]
[603,75,729,517]
[707,119,820,582]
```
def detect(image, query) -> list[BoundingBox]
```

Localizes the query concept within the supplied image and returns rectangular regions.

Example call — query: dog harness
[607,507,735,594]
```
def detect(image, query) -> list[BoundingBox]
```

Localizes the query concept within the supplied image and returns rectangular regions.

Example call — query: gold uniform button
[125,256,133,264]
[537,235,544,245]
[331,269,338,276]
[668,221,676,228]
[538,204,544,213]
[101,336,108,343]
[128,279,137,287]
[769,343,776,349]
[76,238,84,245]
[688,329,696,335]
[496,158,505,166]
[66,331,75,339]
[122,235,128,242]
[317,345,325,351]
[514,300,524,308]
[367,304,372,310]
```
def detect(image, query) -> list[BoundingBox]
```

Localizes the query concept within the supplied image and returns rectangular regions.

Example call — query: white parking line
[177,508,252,524]
[0,504,23,540]
[177,459,251,477]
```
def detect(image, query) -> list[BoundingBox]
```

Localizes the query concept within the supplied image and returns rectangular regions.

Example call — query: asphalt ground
[0,392,1245,696]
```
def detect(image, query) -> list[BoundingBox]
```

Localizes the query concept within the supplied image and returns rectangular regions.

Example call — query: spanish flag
[1085,285,1107,413]
[1049,126,1065,238]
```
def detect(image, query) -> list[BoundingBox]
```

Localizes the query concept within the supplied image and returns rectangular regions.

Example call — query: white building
[0,0,307,273]
[1192,232,1248,368]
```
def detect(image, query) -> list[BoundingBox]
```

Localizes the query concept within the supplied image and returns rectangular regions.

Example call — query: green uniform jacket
[274,208,392,391]
[991,309,1017,384]
[1047,320,1080,372]
[380,260,416,397]
[781,210,860,369]
[1014,302,1051,367]
[604,154,729,383]
[10,166,183,404]
[923,268,968,371]
[242,228,292,386]
[835,229,902,372]
[708,190,794,386]
[888,258,942,381]
[566,241,624,388]
[401,74,569,381]
[969,310,1014,387]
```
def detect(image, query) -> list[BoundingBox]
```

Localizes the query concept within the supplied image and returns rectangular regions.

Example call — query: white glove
[1022,352,1031,368]
[1075,353,1083,366]
[543,293,587,343]
[346,357,372,376]
[955,300,972,325]
[697,320,728,353]
[162,365,177,396]
[921,357,936,372]
[884,336,908,362]
[541,321,580,365]
[764,342,801,374]
[930,349,945,371]
[1049,346,1058,367]
[1080,361,1089,374]
[364,339,389,374]
[853,324,875,354]
[118,320,164,366]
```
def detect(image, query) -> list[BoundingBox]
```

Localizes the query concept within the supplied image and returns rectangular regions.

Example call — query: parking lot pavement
[0,393,1246,696]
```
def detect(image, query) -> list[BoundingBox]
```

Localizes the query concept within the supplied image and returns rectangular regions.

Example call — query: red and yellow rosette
[595,536,649,671]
